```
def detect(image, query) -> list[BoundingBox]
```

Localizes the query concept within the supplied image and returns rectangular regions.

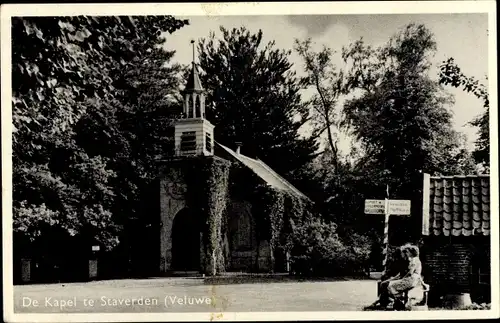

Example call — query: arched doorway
[171,208,201,271]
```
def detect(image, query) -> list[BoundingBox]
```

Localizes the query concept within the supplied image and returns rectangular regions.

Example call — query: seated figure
[367,246,407,309]
[387,244,429,310]
[367,244,429,310]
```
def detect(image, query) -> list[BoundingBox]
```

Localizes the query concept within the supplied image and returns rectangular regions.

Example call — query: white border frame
[2,1,498,322]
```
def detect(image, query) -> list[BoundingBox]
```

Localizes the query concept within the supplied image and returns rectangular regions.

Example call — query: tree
[341,24,476,199]
[438,57,489,170]
[196,26,320,188]
[294,39,347,174]
[12,16,188,252]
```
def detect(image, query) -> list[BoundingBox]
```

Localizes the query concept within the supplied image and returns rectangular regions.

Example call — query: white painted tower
[174,40,214,157]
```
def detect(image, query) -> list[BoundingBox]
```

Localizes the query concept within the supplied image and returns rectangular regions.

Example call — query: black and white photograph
[1,1,498,322]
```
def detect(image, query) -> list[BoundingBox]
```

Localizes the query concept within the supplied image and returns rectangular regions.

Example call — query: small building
[158,56,310,275]
[420,174,491,305]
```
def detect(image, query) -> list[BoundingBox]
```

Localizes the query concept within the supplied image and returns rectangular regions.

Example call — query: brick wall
[423,241,473,292]
[421,236,491,305]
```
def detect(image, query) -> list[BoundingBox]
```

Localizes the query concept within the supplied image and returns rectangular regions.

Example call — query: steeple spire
[182,40,205,119]
[185,39,203,92]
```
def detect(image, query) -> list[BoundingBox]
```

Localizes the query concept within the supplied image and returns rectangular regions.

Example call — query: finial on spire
[190,39,196,64]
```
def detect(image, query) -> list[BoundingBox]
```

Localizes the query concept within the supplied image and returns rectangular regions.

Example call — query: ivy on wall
[200,158,231,275]
[252,185,282,241]
[168,155,231,276]
[250,183,311,271]
[280,193,306,251]
[252,185,284,270]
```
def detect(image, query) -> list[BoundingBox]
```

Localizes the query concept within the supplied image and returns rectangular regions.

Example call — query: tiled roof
[216,142,310,201]
[426,175,490,236]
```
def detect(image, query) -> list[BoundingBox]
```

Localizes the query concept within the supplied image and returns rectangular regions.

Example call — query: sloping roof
[216,142,310,201]
[425,175,490,237]
[185,63,204,92]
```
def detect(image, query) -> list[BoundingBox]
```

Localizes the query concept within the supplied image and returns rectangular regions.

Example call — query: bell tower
[174,40,214,156]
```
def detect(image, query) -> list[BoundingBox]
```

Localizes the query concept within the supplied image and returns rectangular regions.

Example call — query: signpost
[364,199,411,215]
[364,199,385,214]
[387,200,411,215]
[365,188,411,278]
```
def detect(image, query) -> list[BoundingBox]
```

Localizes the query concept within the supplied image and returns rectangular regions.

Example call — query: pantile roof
[425,175,490,237]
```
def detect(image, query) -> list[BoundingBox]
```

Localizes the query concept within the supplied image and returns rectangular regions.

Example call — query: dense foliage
[249,183,370,276]
[12,16,188,252]
[289,217,371,276]
[341,24,476,198]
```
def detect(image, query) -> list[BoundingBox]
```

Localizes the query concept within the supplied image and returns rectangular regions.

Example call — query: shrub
[341,231,372,273]
[289,218,372,277]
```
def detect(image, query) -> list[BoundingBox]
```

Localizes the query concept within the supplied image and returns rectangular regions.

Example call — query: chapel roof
[425,175,490,237]
[216,142,310,201]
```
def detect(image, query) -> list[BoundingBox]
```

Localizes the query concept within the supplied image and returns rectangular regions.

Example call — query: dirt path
[13,278,378,313]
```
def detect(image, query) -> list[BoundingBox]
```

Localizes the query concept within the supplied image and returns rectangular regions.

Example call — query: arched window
[229,209,254,251]
[200,96,206,118]
[195,96,201,118]
[184,96,191,118]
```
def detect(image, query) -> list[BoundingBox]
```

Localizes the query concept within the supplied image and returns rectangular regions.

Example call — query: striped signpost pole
[381,185,390,278]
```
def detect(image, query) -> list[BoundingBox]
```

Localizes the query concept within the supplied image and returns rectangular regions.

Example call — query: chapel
[158,42,309,275]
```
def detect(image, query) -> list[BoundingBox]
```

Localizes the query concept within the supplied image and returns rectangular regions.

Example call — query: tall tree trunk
[314,76,340,175]
[326,124,339,174]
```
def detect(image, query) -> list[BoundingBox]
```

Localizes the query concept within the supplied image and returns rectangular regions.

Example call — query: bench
[377,280,430,310]
[400,282,430,310]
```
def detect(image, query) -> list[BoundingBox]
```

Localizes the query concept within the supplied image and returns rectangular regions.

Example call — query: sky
[162,14,489,153]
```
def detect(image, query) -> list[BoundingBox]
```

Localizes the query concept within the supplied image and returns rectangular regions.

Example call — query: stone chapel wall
[159,166,187,273]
